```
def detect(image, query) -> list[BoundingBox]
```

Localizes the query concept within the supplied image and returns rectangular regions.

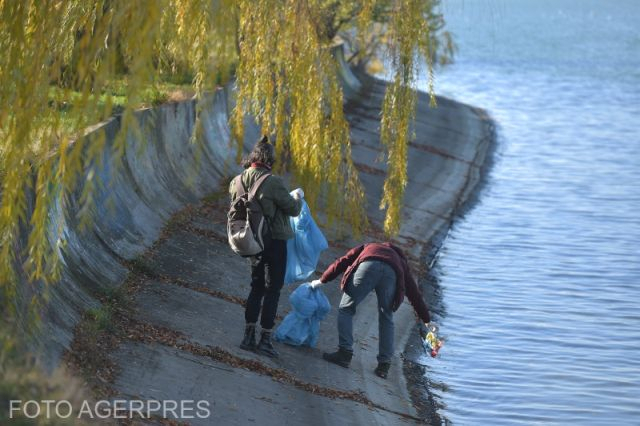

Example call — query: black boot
[374,362,390,379]
[322,348,353,368]
[256,330,279,358]
[240,324,257,351]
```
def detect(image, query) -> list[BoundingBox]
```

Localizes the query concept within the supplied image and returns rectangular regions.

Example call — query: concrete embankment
[23,47,494,424]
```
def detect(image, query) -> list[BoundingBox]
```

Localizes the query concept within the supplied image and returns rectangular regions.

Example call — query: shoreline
[402,108,498,422]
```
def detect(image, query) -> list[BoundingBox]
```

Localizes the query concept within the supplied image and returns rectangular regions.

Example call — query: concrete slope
[29,87,244,371]
[21,46,494,423]
[106,74,493,423]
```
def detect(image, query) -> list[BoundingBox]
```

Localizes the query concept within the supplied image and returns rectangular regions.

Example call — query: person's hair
[243,135,276,169]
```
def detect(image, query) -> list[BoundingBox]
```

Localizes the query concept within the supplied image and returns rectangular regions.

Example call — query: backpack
[227,172,272,257]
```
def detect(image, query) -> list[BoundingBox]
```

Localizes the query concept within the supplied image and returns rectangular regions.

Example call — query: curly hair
[243,135,276,168]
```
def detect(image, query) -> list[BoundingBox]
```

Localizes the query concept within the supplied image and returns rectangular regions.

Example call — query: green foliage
[90,285,128,329]
[0,1,453,304]
[86,307,113,333]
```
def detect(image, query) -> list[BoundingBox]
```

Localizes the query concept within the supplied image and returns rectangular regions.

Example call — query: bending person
[311,242,430,378]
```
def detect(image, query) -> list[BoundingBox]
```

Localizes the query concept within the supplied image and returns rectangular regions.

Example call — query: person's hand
[418,322,429,338]
[309,279,324,289]
[292,188,304,199]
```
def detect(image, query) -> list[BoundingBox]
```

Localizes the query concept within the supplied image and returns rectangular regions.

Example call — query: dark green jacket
[229,166,302,240]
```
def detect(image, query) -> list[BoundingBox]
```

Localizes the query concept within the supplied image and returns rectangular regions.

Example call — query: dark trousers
[245,239,287,330]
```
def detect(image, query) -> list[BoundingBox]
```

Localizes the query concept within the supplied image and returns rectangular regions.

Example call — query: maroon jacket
[320,242,430,323]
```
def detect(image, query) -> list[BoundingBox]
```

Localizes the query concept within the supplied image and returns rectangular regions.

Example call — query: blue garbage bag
[274,283,331,347]
[284,198,328,285]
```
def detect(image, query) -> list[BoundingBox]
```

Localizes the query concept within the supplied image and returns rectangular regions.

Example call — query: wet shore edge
[402,104,498,423]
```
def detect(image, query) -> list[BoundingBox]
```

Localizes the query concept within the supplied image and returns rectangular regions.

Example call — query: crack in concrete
[407,141,475,166]
[162,275,248,308]
[353,161,386,176]
[124,261,289,323]
[160,275,288,323]
[352,161,452,195]
[182,223,227,243]
[404,204,452,222]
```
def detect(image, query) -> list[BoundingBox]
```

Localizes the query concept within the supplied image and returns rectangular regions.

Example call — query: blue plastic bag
[284,198,328,285]
[274,283,331,347]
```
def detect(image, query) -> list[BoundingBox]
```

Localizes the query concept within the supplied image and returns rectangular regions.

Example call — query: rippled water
[417,1,640,424]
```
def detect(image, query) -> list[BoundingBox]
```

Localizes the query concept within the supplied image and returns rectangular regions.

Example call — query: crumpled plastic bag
[274,283,331,347]
[284,198,328,285]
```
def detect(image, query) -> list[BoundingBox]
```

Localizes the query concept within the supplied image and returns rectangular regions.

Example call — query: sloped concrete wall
[29,85,266,370]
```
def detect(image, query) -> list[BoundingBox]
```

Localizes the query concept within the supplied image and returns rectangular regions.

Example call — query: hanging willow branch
[379,0,439,235]
[232,0,367,233]
[0,0,453,301]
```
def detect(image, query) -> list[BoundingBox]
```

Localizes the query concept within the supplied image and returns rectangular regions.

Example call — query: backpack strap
[248,173,271,200]
[234,175,247,196]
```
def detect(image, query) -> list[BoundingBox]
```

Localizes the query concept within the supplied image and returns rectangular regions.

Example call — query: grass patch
[64,281,136,398]
[85,307,114,334]
[46,78,196,135]
[201,186,231,204]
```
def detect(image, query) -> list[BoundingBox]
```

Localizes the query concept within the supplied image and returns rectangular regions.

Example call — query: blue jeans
[338,260,396,363]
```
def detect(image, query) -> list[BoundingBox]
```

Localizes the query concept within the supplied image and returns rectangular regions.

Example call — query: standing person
[310,242,431,379]
[229,136,303,358]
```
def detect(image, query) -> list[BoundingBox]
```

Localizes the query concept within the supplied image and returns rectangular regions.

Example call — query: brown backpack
[227,172,271,257]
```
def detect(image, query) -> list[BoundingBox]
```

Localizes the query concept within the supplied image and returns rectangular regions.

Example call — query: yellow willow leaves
[233,0,367,234]
[379,0,438,235]
[0,0,233,299]
[1,0,449,302]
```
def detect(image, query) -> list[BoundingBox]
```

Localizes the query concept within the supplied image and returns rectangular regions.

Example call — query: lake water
[417,0,640,424]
